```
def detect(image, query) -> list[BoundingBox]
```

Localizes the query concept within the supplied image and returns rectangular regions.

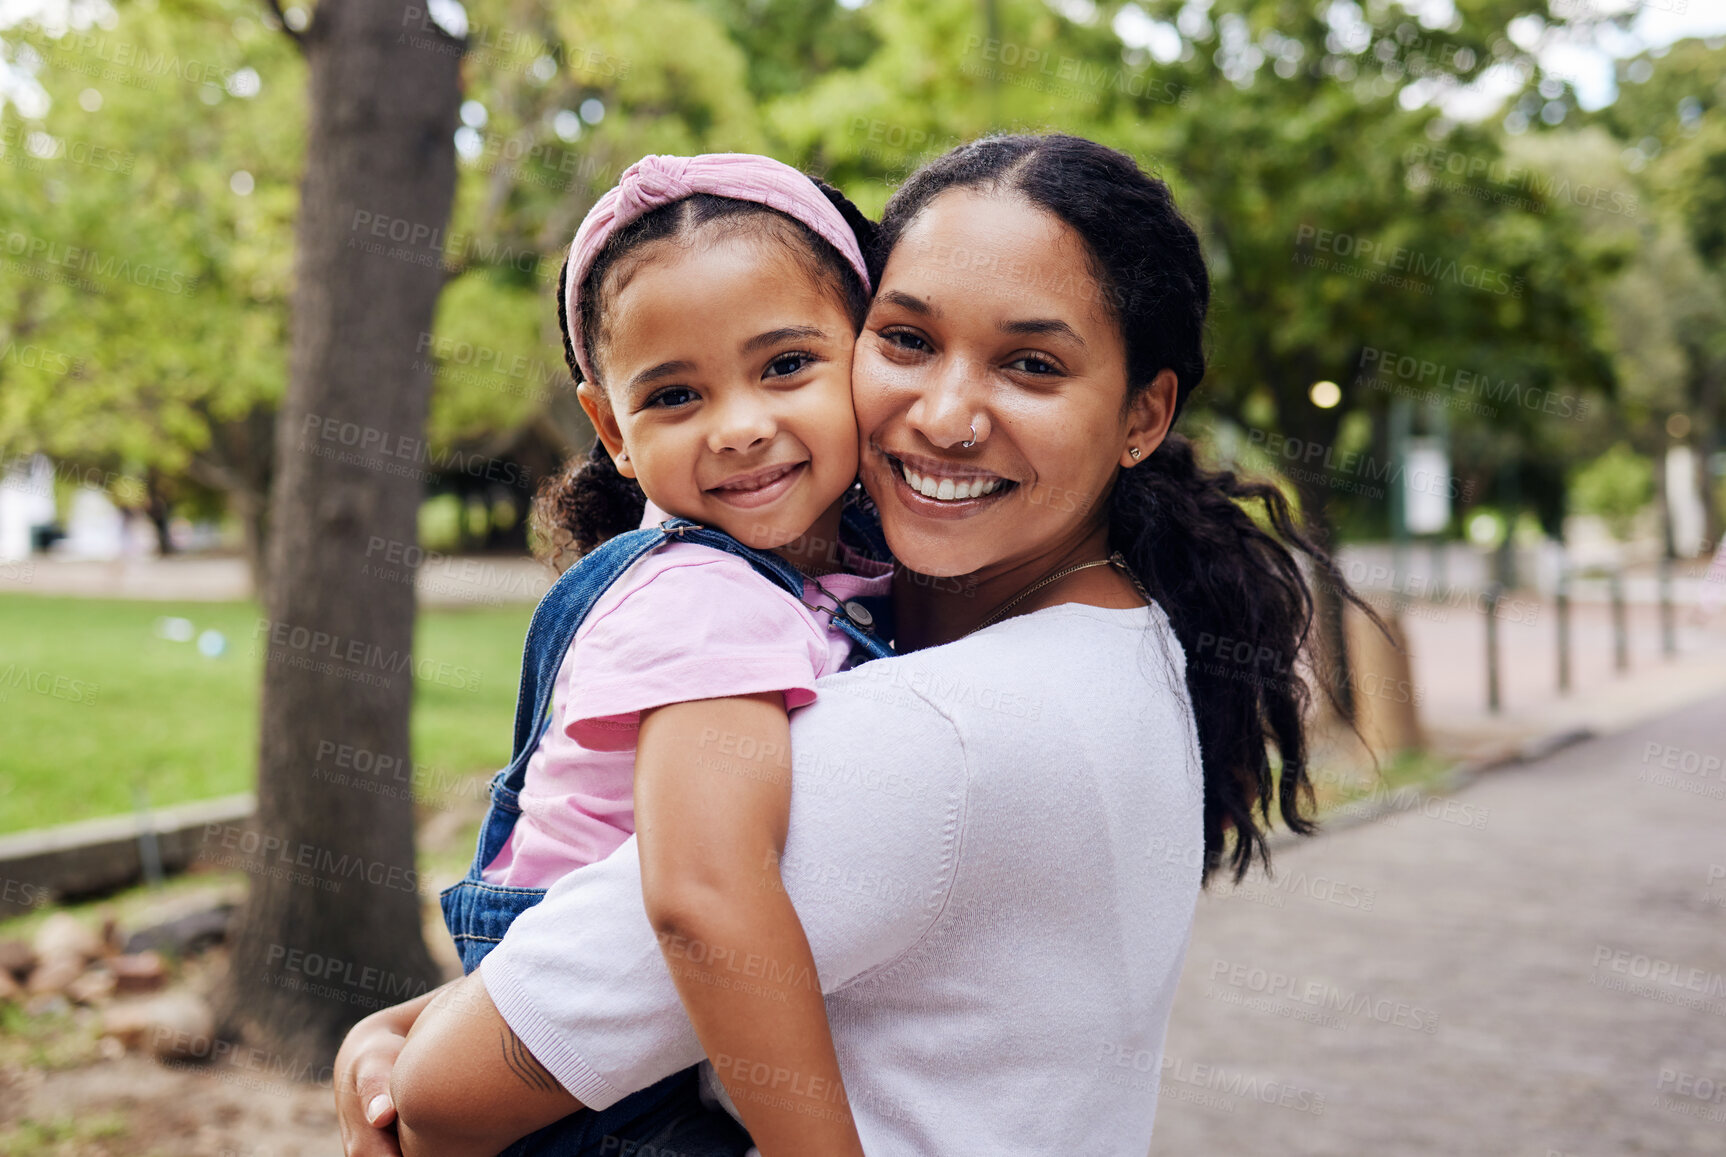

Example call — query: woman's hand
[335,982,453,1157]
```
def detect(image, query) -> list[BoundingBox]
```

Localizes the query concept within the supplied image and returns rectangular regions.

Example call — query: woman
[336,134,1345,1156]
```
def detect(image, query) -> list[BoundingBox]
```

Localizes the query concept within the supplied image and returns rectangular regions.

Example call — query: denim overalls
[441,512,892,1156]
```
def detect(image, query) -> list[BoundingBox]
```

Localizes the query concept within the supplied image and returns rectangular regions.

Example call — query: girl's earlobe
[577,382,634,476]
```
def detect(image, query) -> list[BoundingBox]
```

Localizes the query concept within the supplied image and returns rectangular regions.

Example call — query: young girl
[400,155,888,1157]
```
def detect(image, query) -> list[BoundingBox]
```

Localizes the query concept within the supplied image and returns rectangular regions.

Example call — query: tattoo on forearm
[500,1029,557,1093]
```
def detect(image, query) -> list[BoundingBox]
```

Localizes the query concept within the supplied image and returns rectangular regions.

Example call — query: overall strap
[501,517,894,792]
[837,500,896,651]
[668,522,894,662]
[502,526,674,788]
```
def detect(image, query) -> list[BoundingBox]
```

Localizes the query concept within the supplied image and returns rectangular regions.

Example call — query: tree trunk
[1696,364,1722,552]
[216,1,464,1071]
[232,483,269,598]
[1274,385,1354,725]
[189,406,278,595]
[1292,471,1356,724]
[144,471,175,556]
[231,405,279,596]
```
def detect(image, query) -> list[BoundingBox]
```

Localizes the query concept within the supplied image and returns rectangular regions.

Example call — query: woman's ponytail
[1111,434,1353,882]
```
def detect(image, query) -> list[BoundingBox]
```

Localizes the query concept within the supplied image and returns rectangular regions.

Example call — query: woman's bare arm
[335,982,453,1157]
[389,972,584,1157]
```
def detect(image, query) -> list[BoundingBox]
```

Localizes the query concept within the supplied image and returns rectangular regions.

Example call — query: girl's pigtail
[531,439,647,571]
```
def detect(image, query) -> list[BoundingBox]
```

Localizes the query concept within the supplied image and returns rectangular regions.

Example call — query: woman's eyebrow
[877,289,935,316]
[1000,318,1086,346]
[742,325,829,354]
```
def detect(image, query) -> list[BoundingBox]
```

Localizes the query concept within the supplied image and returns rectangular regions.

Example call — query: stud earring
[1128,447,1142,461]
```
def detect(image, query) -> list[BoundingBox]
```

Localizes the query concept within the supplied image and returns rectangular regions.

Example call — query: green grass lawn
[0,595,531,835]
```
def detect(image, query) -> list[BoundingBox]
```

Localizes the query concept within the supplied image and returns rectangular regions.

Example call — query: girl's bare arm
[635,691,866,1157]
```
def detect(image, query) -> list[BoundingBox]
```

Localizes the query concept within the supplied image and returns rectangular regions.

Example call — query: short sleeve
[564,551,828,751]
[480,665,968,1108]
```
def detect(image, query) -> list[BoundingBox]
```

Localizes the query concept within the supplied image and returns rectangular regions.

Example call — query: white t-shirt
[481,601,1206,1154]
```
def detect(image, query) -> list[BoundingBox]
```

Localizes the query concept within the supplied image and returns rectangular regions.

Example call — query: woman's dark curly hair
[531,181,877,569]
[878,134,1367,884]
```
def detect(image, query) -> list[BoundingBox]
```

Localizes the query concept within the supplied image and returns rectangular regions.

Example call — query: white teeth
[899,461,1005,502]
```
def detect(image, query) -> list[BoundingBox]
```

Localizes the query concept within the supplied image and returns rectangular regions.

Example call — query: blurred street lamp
[1467,511,1504,547]
[1309,379,1342,408]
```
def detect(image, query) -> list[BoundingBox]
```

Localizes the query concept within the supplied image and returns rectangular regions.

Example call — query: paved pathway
[1149,691,1726,1156]
[1398,594,1726,763]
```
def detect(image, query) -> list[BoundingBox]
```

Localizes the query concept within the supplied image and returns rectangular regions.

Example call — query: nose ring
[961,421,977,449]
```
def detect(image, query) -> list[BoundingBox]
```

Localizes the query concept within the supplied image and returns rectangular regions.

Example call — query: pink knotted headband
[563,153,872,384]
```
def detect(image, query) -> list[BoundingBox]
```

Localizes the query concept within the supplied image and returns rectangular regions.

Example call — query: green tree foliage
[1570,440,1654,540]
[0,0,781,558]
[8,0,1710,564]
[1587,37,1726,542]
[693,0,878,100]
[0,0,303,564]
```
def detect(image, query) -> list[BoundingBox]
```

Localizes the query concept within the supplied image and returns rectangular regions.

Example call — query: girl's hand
[335,983,452,1157]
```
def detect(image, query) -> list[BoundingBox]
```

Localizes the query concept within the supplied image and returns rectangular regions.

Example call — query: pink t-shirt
[480,538,891,886]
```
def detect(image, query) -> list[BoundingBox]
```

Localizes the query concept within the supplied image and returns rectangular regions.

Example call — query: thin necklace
[974,551,1139,632]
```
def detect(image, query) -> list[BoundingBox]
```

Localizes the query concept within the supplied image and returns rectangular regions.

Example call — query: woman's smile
[873,443,1015,513]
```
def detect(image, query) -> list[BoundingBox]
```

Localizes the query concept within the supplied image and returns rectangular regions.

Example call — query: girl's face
[581,231,860,556]
[853,189,1167,578]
